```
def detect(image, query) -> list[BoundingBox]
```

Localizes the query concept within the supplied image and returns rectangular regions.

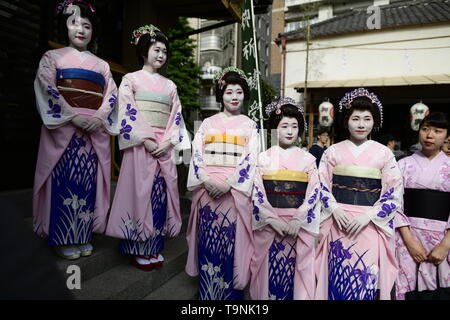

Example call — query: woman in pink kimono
[185,67,260,300]
[249,98,320,300]
[105,25,190,271]
[315,88,403,300]
[395,112,450,300]
[33,1,118,260]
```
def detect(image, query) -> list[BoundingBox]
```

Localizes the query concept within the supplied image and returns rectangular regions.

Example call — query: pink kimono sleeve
[162,81,191,151]
[365,151,404,237]
[393,158,411,229]
[116,75,155,150]
[293,157,321,235]
[317,147,340,223]
[226,122,261,197]
[187,119,210,190]
[34,50,77,129]
[251,159,280,231]
[92,62,119,135]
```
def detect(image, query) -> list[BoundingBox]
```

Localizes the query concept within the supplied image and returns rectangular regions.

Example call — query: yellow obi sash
[333,165,381,179]
[262,169,308,182]
[262,169,308,208]
[135,91,172,128]
[203,134,246,167]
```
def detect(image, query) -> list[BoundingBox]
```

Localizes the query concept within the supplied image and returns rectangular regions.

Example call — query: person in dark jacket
[309,127,329,167]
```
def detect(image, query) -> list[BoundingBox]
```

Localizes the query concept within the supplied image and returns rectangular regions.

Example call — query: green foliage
[260,78,279,113]
[167,17,202,130]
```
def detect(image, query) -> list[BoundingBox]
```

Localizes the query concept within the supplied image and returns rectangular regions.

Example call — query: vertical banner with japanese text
[241,0,265,150]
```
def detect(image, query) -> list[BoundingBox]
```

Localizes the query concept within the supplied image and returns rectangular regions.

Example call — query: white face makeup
[419,124,448,155]
[67,14,92,51]
[347,110,374,144]
[277,116,299,149]
[222,84,244,115]
[144,41,167,72]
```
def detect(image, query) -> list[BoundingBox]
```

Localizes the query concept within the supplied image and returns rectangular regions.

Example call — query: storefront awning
[288,74,450,89]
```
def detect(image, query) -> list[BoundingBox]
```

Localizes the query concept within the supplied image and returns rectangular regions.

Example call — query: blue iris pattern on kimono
[125,104,137,121]
[193,150,203,180]
[238,164,251,183]
[47,85,60,99]
[377,188,396,218]
[109,94,117,108]
[307,188,319,223]
[268,238,296,300]
[328,238,379,300]
[120,119,133,140]
[320,183,330,208]
[252,201,260,222]
[255,185,264,204]
[118,170,167,256]
[197,203,243,300]
[48,134,98,246]
[175,112,181,125]
[46,85,62,118]
[47,99,62,118]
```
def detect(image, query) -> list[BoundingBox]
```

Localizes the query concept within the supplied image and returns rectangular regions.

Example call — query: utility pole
[300,2,320,149]
[304,23,312,149]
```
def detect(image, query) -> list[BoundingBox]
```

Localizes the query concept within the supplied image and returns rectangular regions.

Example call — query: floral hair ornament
[131,24,166,45]
[56,0,96,14]
[338,87,384,127]
[265,97,308,131]
[213,67,248,90]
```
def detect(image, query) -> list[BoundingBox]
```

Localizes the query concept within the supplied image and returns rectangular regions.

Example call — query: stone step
[143,271,198,300]
[72,231,188,300]
[9,186,193,299]
[25,211,190,284]
[0,188,33,218]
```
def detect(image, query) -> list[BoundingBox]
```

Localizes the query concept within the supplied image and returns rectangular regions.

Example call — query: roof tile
[280,0,450,41]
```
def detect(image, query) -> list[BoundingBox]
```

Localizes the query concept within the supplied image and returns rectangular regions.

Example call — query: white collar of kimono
[345,139,373,158]
[218,112,244,122]
[142,69,161,78]
[275,145,297,158]
[67,45,91,56]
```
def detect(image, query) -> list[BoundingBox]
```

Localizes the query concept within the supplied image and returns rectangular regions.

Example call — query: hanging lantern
[410,101,429,131]
[318,100,334,127]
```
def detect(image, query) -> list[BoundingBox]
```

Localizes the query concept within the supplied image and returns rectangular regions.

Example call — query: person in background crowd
[379,134,406,161]
[309,128,329,167]
[394,112,450,300]
[442,135,450,157]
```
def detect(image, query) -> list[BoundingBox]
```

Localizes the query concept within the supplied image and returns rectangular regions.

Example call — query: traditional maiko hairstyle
[214,67,250,106]
[338,87,383,132]
[132,25,170,68]
[56,0,99,51]
[266,97,306,136]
